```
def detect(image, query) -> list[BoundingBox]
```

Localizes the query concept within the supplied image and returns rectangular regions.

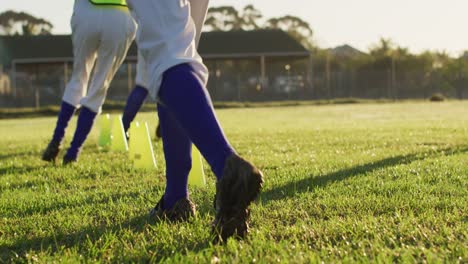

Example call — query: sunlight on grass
[0,102,467,262]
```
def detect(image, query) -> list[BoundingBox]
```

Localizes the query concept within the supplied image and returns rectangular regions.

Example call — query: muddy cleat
[149,196,196,222]
[212,154,264,243]
[42,140,62,163]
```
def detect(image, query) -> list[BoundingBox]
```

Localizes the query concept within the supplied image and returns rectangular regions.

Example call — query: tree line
[203,5,467,99]
[314,38,468,99]
[0,10,52,35]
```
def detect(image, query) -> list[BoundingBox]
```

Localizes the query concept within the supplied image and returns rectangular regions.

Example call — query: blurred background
[1,1,467,108]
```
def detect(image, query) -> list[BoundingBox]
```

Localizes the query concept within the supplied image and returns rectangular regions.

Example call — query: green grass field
[1,102,467,263]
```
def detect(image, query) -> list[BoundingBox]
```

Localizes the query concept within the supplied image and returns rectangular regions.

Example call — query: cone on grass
[128,121,157,170]
[128,122,137,164]
[110,115,128,152]
[98,114,112,150]
[188,145,206,187]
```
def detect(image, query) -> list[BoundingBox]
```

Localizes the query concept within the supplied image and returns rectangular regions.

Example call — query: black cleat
[149,196,196,222]
[212,154,264,243]
[155,122,162,139]
[42,140,62,163]
[62,154,77,165]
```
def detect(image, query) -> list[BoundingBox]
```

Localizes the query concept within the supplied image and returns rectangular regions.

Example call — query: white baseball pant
[127,0,209,99]
[63,0,137,113]
[134,0,209,89]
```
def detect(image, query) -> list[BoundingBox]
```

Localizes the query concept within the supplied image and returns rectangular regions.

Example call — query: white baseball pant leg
[62,6,99,108]
[127,0,209,99]
[63,0,137,113]
[133,0,209,91]
[135,51,149,88]
[190,0,210,46]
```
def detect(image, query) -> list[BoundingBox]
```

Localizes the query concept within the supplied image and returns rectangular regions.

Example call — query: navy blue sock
[158,63,235,180]
[122,85,149,133]
[64,107,97,161]
[52,101,76,143]
[157,103,192,209]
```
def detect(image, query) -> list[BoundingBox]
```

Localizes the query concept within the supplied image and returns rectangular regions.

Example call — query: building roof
[0,30,309,66]
[199,30,310,58]
[329,44,366,58]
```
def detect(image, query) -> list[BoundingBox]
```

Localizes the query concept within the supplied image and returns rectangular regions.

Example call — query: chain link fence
[1,57,467,109]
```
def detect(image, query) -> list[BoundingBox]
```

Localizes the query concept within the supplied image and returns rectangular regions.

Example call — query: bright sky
[1,0,467,55]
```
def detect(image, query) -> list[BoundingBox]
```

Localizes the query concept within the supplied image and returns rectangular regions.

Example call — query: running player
[42,0,136,164]
[126,0,264,243]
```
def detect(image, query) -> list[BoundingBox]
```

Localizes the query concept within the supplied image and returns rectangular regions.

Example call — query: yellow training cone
[98,113,112,150]
[110,115,128,152]
[128,121,138,164]
[129,122,157,170]
[188,145,206,187]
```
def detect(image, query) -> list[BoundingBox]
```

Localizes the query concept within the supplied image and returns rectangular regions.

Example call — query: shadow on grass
[2,189,154,218]
[2,186,215,261]
[1,214,149,262]
[0,151,38,161]
[2,207,213,262]
[0,164,47,178]
[260,146,468,204]
[0,163,66,191]
[1,179,42,192]
[4,146,466,261]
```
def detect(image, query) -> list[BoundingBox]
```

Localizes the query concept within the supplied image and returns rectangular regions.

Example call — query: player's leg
[158,64,235,179]
[128,0,263,241]
[157,63,264,240]
[158,64,264,242]
[42,10,99,163]
[64,9,136,163]
[122,52,149,134]
[122,1,208,136]
[149,103,196,221]
[128,0,239,179]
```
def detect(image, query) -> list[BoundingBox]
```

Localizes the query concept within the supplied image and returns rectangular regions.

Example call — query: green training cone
[129,121,157,170]
[188,145,206,187]
[98,113,112,150]
[110,115,128,152]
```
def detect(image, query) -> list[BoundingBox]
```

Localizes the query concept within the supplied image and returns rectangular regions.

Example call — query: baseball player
[126,0,264,243]
[42,0,137,164]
